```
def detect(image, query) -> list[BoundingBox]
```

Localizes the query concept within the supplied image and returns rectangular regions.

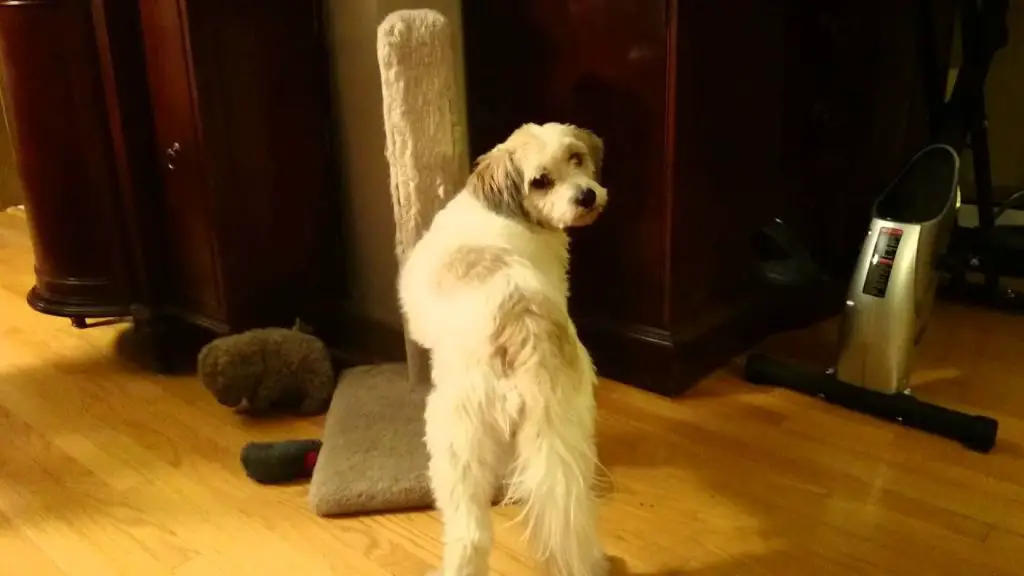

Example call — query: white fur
[398,123,609,576]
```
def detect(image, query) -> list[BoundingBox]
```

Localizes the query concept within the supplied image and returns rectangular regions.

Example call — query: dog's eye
[529,173,554,190]
[569,152,584,167]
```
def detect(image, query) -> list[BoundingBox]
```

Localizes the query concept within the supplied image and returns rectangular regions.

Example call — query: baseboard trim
[577,283,844,397]
[326,288,840,398]
[576,320,678,395]
[577,305,767,397]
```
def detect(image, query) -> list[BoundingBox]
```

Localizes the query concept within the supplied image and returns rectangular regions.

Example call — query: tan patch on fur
[491,290,579,377]
[435,245,515,292]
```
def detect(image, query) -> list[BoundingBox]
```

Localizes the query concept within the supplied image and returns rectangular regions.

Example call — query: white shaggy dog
[398,122,610,576]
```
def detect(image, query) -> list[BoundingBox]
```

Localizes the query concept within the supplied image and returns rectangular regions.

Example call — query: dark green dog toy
[240,439,322,484]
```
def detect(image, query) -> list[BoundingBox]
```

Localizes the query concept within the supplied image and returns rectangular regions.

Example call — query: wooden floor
[3,211,1024,575]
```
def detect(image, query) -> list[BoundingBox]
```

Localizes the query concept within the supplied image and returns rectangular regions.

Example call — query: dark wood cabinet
[0,0,138,321]
[463,1,944,395]
[137,0,223,325]
[0,0,337,339]
[135,0,336,333]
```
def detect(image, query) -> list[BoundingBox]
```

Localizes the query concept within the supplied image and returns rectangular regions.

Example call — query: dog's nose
[575,188,597,210]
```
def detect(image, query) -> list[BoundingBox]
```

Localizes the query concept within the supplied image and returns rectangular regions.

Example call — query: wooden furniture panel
[138,0,223,324]
[180,0,337,332]
[561,2,671,331]
[3,0,339,351]
[464,1,671,331]
[463,0,944,395]
[0,0,135,320]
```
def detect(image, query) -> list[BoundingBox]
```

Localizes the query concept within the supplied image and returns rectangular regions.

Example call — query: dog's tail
[495,287,607,575]
[506,377,607,576]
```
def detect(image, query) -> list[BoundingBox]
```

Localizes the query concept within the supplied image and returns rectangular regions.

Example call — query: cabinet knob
[166,142,181,170]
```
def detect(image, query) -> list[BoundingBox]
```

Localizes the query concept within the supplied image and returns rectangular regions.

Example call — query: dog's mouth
[568,204,605,227]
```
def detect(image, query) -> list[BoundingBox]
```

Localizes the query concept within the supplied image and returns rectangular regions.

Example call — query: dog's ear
[466,147,528,220]
[572,126,604,178]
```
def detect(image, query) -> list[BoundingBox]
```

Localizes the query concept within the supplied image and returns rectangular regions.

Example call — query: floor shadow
[111,318,215,376]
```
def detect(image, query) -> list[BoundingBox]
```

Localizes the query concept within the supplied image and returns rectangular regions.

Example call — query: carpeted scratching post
[379,8,468,389]
[308,9,468,517]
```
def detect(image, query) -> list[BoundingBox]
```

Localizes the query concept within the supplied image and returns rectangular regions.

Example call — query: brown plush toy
[197,322,336,416]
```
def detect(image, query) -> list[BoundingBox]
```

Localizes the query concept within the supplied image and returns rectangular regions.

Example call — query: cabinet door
[137,0,225,328]
[180,0,336,331]
[0,0,134,316]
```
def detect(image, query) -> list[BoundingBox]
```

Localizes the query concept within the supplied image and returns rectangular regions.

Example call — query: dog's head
[466,122,607,229]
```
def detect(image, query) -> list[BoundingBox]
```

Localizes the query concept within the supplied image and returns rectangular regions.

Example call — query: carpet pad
[308,363,432,516]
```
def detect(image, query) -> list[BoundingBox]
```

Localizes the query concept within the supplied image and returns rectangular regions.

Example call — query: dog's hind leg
[425,386,508,576]
[511,394,607,576]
